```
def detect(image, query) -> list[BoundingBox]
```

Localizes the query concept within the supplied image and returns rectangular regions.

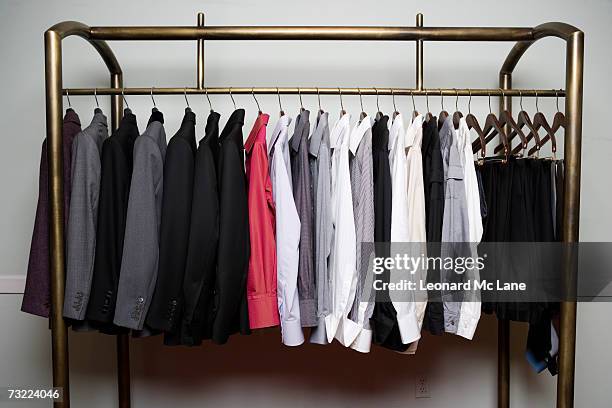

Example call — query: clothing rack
[43,12,583,408]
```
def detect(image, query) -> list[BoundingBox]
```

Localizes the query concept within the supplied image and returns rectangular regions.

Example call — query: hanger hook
[205,87,213,112]
[277,87,283,114]
[317,87,322,111]
[391,89,397,112]
[519,89,523,111]
[535,90,540,112]
[94,88,99,108]
[184,87,190,108]
[358,88,364,112]
[150,87,156,108]
[556,89,560,112]
[410,89,416,112]
[454,88,459,112]
[338,87,344,111]
[468,89,472,115]
[298,88,304,110]
[374,88,380,112]
[425,89,430,113]
[252,88,261,112]
[440,88,444,111]
[65,89,72,108]
[121,88,129,109]
[488,91,492,114]
[229,88,236,110]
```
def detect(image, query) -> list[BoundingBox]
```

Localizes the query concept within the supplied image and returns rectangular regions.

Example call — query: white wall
[0,0,611,407]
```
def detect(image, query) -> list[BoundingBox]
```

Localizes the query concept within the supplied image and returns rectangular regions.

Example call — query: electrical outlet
[415,375,430,398]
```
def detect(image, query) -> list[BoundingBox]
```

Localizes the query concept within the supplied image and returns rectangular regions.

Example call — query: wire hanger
[391,89,400,120]
[437,88,448,131]
[204,87,213,113]
[298,88,305,112]
[410,89,419,120]
[358,88,367,121]
[374,88,383,120]
[252,88,262,115]
[452,88,463,129]
[184,87,191,110]
[338,87,346,117]
[150,87,158,112]
[94,88,100,109]
[467,89,487,163]
[424,89,433,122]
[277,87,285,117]
[121,88,130,110]
[65,90,72,110]
[317,87,323,114]
[229,87,237,110]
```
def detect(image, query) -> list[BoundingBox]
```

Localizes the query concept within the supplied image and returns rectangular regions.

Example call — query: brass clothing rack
[43,12,583,408]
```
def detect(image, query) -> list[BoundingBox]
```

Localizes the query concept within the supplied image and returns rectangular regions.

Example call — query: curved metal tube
[500,22,582,75]
[47,21,122,75]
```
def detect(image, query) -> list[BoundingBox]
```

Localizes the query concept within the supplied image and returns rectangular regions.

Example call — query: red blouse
[244,113,280,329]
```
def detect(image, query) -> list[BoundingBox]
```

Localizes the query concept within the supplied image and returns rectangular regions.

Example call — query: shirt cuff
[456,311,480,340]
[248,293,280,330]
[299,298,318,327]
[335,317,362,347]
[396,308,421,344]
[309,317,329,345]
[350,328,373,353]
[444,310,460,334]
[281,317,304,346]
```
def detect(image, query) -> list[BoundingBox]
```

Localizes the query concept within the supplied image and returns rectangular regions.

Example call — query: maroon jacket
[22,109,81,318]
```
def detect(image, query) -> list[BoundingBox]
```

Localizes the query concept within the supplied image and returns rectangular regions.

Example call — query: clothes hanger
[358,88,367,121]
[437,89,448,131]
[317,87,324,114]
[252,88,262,116]
[298,88,305,113]
[467,90,487,163]
[150,87,159,112]
[530,89,564,158]
[481,91,509,163]
[530,90,557,158]
[410,90,419,120]
[391,89,400,121]
[338,87,346,118]
[121,88,130,111]
[509,90,540,156]
[229,87,237,110]
[65,89,72,111]
[277,87,285,117]
[205,87,213,113]
[452,88,463,129]
[374,88,383,121]
[184,87,191,111]
[94,88,100,110]
[424,89,434,123]
[491,88,528,156]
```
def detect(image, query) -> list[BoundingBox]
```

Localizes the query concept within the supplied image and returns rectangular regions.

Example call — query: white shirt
[325,113,357,344]
[402,114,428,353]
[456,117,482,340]
[269,115,304,346]
[388,113,420,345]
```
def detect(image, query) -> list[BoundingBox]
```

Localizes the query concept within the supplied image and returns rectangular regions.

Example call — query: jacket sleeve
[63,134,100,320]
[146,140,194,332]
[114,137,163,330]
[246,142,280,329]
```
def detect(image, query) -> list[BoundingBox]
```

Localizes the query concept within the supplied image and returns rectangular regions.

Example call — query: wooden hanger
[487,90,528,155]
[481,92,510,162]
[529,90,557,158]
[508,91,539,156]
[529,90,564,157]
[437,89,448,130]
[467,90,487,162]
[452,88,463,129]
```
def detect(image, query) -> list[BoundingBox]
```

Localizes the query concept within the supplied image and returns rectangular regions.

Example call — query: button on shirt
[388,114,420,345]
[325,113,356,344]
[308,111,333,345]
[245,113,280,329]
[269,114,304,346]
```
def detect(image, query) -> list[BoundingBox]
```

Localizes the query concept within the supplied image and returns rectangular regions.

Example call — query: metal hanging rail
[43,12,584,408]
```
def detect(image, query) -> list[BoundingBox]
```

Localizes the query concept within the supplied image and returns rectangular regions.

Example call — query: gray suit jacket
[113,110,167,330]
[63,109,108,320]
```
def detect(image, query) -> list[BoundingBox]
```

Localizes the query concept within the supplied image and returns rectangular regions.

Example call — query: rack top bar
[88,26,536,41]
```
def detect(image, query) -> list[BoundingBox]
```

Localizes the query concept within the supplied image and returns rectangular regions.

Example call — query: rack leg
[556,29,584,408]
[110,72,131,408]
[45,28,70,408]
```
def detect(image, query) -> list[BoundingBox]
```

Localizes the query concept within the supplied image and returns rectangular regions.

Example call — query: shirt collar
[245,113,270,153]
[290,109,310,152]
[147,108,164,125]
[349,114,372,154]
[90,108,107,128]
[202,111,221,144]
[405,114,423,148]
[64,108,81,126]
[268,114,292,155]
[308,111,329,157]
[388,113,405,151]
[330,113,351,149]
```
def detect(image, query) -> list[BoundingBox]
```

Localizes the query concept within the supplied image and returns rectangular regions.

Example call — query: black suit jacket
[146,108,197,336]
[212,109,251,344]
[180,111,221,346]
[86,109,138,331]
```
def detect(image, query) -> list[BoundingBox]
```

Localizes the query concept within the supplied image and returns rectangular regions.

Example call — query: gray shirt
[308,111,332,344]
[439,117,470,334]
[113,111,167,330]
[63,109,108,321]
[290,110,316,327]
